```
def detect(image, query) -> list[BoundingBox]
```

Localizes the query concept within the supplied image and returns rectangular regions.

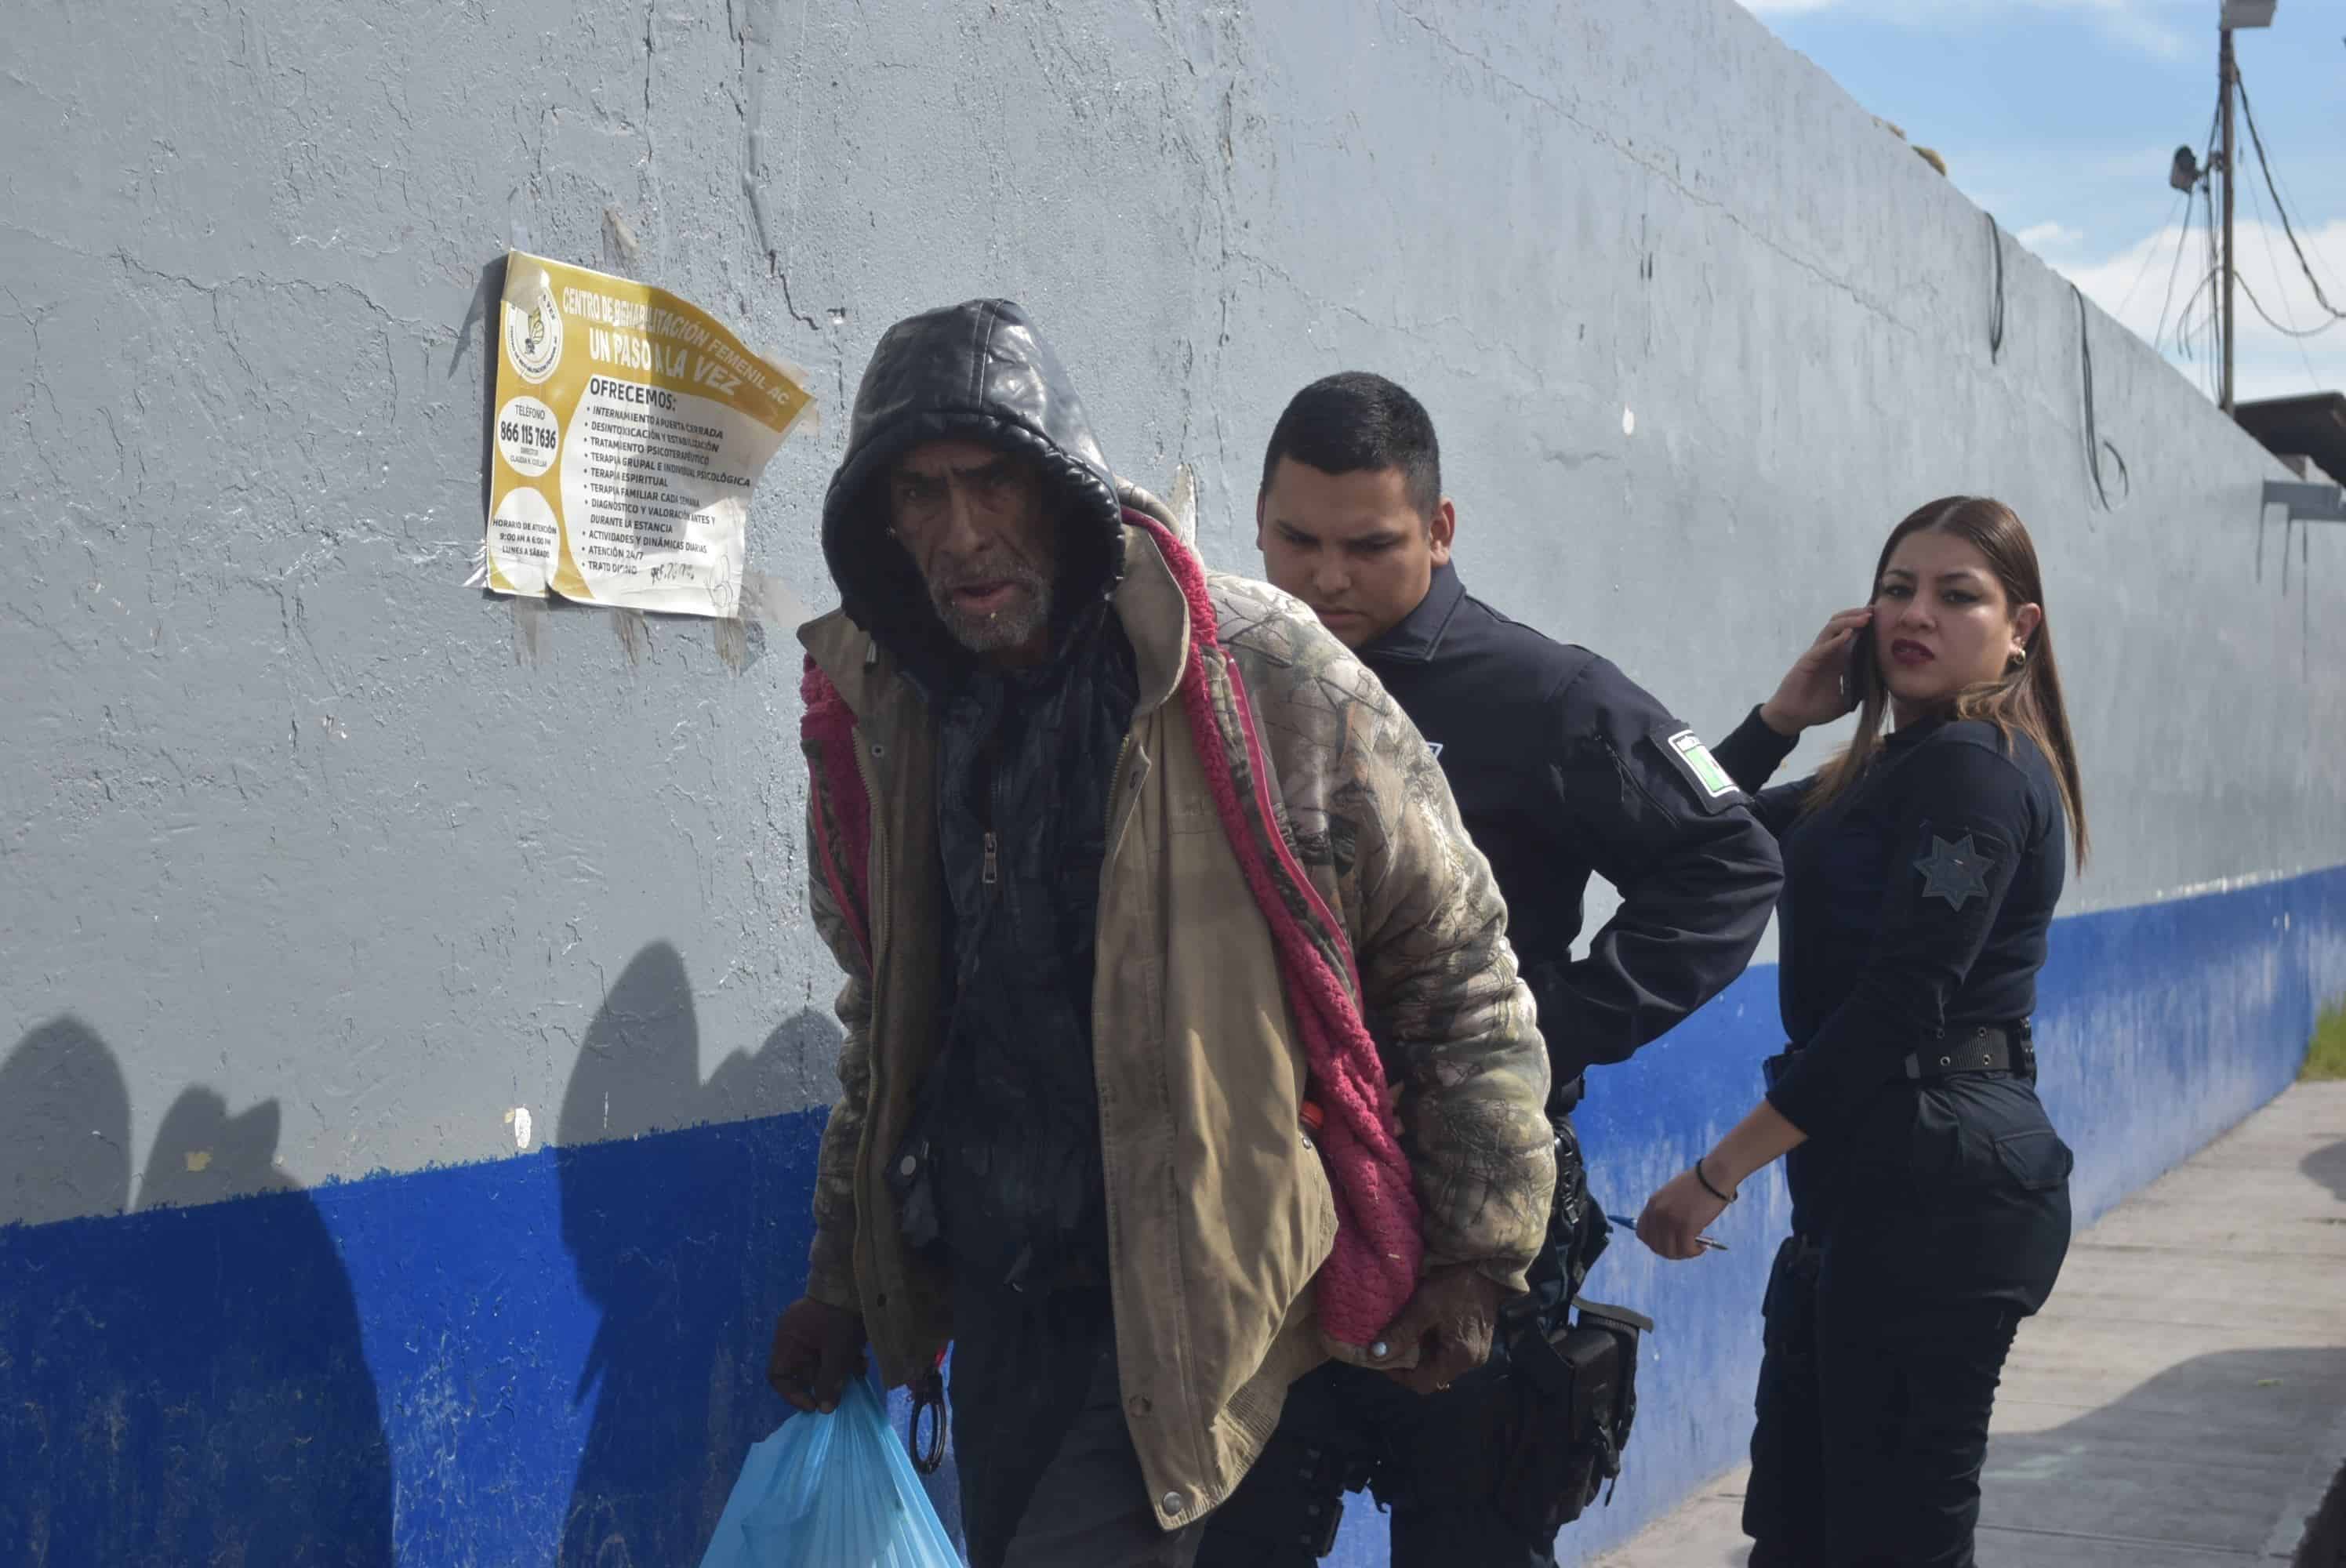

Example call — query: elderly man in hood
[765,299,1554,1568]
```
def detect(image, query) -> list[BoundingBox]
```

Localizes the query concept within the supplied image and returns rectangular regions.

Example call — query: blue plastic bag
[697,1374,962,1568]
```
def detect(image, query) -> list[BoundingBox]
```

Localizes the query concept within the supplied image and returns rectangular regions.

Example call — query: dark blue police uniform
[1364,565,1785,1108]
[1712,706,2075,1568]
[1197,564,1784,1566]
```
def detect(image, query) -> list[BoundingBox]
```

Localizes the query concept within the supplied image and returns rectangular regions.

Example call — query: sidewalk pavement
[1589,1080,2346,1566]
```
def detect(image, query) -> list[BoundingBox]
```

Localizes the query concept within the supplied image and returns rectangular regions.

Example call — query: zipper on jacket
[1106,734,1137,814]
[980,722,1006,898]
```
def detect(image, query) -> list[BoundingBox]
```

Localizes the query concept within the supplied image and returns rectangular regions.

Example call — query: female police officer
[1637,495,2087,1567]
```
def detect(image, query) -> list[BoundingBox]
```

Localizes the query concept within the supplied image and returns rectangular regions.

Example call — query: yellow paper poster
[482,250,815,619]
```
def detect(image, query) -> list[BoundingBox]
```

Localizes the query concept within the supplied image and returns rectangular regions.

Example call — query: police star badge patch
[1913,833,1993,909]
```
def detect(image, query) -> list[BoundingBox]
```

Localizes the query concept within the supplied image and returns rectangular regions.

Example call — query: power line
[2252,83,2327,289]
[2152,95,2223,372]
[2185,171,2222,395]
[2236,267,2341,339]
[2195,93,2224,397]
[2236,68,2346,323]
[2176,264,2221,354]
[2117,188,2190,324]
[2195,163,2214,394]
[2236,148,2337,407]
[2239,70,2343,317]
[2152,194,2200,350]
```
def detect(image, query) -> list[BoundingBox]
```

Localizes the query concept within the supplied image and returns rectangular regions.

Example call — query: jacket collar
[1360,561,1468,666]
[1885,713,1953,751]
[1113,523,1192,713]
[799,521,1189,720]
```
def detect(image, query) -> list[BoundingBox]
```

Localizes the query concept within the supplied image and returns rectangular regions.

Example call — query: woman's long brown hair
[1807,496,2090,868]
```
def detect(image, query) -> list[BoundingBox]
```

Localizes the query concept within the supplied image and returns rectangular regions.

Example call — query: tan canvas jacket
[795,517,1553,1528]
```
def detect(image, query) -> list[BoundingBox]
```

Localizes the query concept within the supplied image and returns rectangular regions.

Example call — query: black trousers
[1196,1126,1603,1568]
[997,1349,1202,1568]
[1193,1345,1562,1567]
[1743,1073,2073,1567]
[950,1281,1200,1568]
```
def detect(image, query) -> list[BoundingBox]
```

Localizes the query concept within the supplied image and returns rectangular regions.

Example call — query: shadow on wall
[552,942,964,1564]
[0,1018,394,1566]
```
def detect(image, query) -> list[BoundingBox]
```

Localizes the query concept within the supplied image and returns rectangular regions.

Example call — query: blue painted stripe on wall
[5,866,2343,1567]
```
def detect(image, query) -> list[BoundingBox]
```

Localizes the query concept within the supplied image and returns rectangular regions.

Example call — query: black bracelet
[1694,1156,1737,1205]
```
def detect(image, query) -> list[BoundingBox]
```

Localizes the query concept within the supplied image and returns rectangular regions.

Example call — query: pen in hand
[1607,1214,1730,1252]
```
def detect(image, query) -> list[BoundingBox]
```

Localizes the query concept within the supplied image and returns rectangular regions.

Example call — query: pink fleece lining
[799,658,872,971]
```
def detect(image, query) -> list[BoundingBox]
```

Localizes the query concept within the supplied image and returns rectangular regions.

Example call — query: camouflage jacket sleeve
[802,788,873,1315]
[1214,576,1556,1293]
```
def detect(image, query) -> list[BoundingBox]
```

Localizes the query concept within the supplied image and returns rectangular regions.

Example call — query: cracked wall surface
[6,0,2342,1218]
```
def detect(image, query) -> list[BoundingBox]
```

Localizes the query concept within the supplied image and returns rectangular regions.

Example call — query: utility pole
[2220,24,2237,414]
[2215,2,2278,416]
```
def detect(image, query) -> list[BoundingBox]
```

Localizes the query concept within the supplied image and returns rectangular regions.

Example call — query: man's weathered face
[887,438,1056,662]
[1256,458,1453,649]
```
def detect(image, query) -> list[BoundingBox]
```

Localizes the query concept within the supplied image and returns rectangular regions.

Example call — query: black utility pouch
[1494,1296,1654,1540]
[1208,1428,1363,1559]
[1760,1236,1823,1366]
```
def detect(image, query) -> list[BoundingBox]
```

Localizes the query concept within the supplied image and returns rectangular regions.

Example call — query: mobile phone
[1840,623,1876,713]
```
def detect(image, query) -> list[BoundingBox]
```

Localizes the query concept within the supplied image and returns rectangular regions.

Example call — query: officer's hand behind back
[1760,607,1875,735]
[767,1296,866,1414]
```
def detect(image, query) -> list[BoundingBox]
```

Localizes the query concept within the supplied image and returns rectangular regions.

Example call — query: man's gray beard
[932,571,1051,654]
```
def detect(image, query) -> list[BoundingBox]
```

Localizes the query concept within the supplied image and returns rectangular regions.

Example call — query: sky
[1738,0,2346,403]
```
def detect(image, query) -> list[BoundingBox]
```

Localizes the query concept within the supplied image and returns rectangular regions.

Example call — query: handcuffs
[908,1356,948,1474]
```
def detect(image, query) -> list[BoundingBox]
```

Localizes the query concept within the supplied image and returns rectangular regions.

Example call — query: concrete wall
[5,2,2343,1564]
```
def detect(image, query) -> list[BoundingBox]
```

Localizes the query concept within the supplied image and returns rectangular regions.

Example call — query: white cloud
[2017,221,2086,252]
[2060,216,2346,401]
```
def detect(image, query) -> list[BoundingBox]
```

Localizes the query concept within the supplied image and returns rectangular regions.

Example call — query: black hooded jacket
[822,299,1127,689]
[820,300,1135,1294]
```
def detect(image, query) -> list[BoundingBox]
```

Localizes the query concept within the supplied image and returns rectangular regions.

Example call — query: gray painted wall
[6,0,2342,1220]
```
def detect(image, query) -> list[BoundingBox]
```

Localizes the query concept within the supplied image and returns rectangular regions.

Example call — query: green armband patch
[1665,728,1738,801]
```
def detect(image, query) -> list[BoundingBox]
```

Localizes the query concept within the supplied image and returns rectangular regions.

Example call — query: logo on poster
[504,276,564,384]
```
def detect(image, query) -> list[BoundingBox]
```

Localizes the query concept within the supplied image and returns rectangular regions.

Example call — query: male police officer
[1197,373,1785,1566]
